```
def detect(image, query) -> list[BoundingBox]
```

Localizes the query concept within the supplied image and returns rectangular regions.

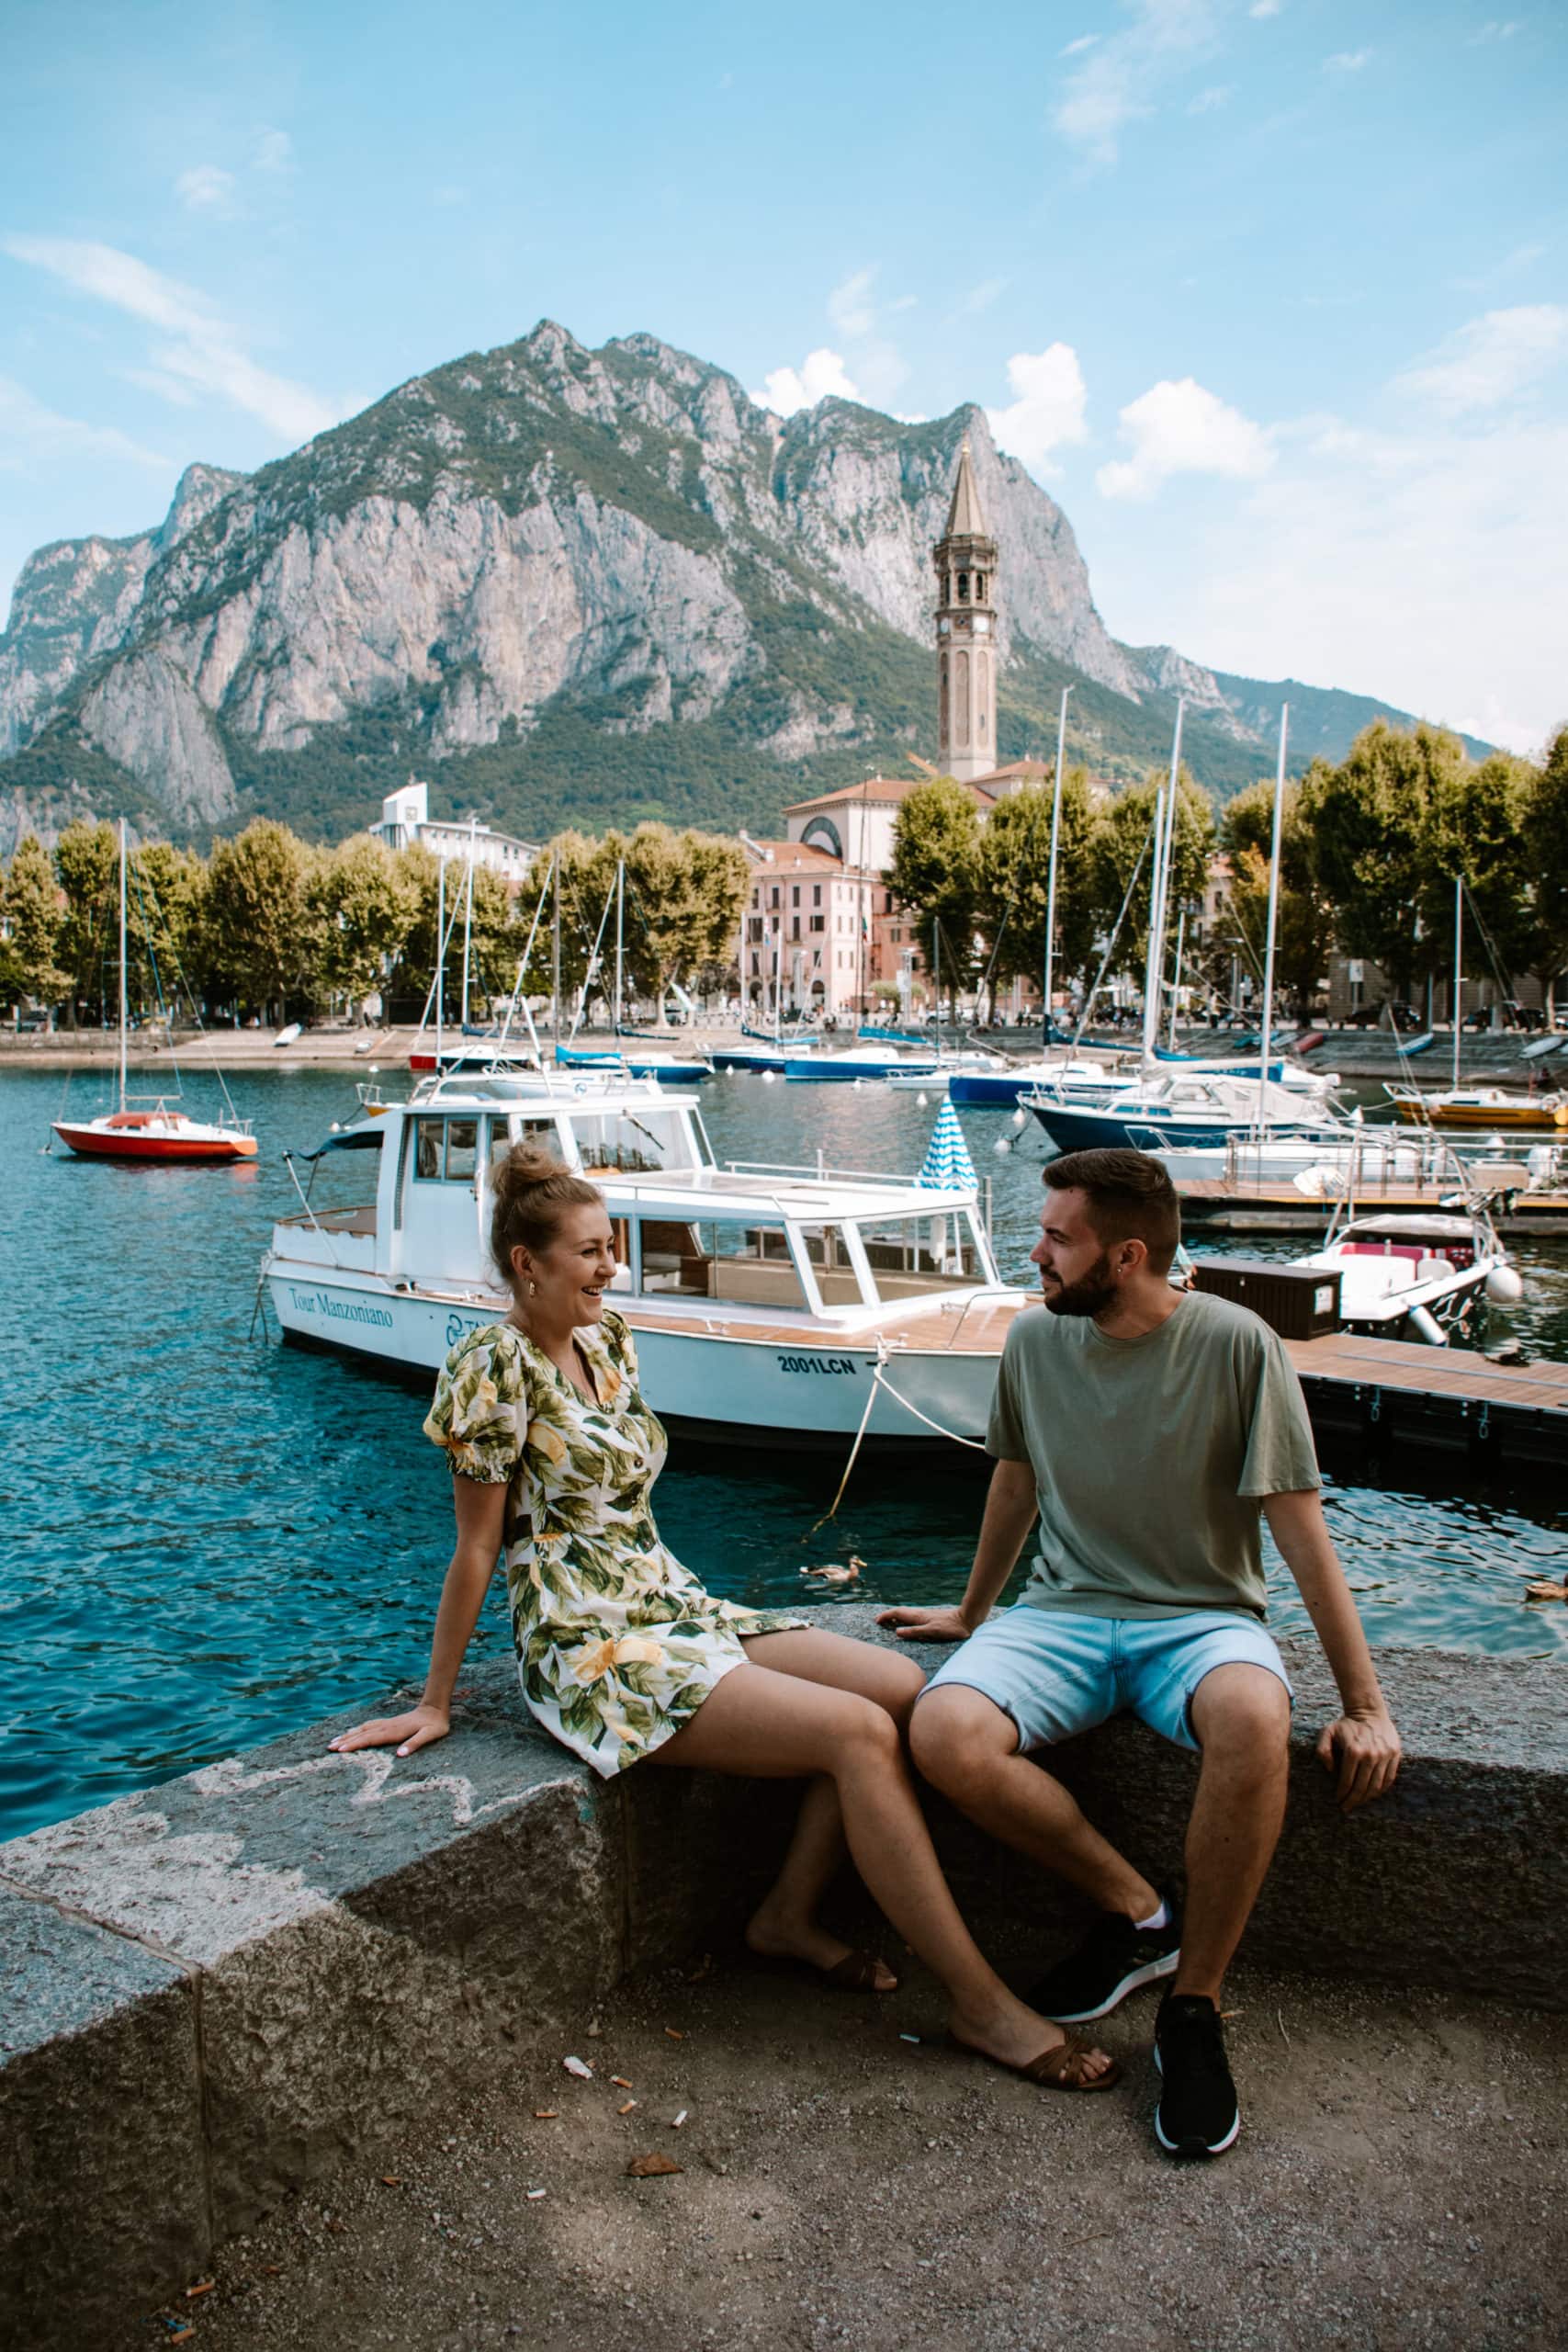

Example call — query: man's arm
[878,1455,1037,1642]
[1263,1487,1402,1813]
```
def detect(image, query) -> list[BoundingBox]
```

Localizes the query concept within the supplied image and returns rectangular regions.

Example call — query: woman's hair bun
[490,1138,604,1285]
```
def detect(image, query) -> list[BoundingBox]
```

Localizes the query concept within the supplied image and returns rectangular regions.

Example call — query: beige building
[370,779,538,887]
[933,439,999,783]
[739,840,881,1019]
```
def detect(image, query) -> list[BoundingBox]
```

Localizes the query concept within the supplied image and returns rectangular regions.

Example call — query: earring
[527,1278,538,1297]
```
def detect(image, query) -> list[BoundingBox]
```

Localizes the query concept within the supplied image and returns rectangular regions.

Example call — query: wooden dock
[1180,1176,1568,1235]
[1284,1329,1568,1469]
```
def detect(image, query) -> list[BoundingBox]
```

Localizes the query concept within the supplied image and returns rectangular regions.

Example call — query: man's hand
[876,1605,977,1644]
[1316,1708,1401,1813]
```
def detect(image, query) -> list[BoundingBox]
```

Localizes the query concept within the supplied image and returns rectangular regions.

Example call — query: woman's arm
[328,1476,509,1758]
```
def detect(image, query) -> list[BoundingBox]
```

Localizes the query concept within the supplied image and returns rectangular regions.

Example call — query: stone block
[0,1886,205,2338]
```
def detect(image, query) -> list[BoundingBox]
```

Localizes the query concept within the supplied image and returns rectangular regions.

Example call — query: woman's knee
[876,1654,928,1732]
[833,1690,903,1767]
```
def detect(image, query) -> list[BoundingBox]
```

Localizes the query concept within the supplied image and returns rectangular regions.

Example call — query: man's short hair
[1042,1148,1181,1275]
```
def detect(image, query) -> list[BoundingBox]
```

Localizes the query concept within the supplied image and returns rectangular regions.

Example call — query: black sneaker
[1154,1993,1240,2157]
[1030,1899,1182,2023]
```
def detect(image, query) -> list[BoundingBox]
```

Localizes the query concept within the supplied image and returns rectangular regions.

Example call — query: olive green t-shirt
[987,1290,1321,1623]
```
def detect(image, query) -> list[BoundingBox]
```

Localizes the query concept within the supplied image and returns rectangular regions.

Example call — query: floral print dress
[423,1310,807,1776]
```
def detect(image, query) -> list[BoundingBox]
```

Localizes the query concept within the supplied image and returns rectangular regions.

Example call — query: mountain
[0,323,1492,854]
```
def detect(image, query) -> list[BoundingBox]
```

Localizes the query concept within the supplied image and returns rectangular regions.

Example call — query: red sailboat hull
[52,1115,258,1163]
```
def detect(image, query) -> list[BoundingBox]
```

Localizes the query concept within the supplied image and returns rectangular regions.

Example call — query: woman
[331,1145,1116,2091]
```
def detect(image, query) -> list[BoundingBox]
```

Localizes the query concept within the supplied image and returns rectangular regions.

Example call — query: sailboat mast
[1256,705,1289,1136]
[1168,908,1186,1051]
[615,858,625,1035]
[435,856,446,1060]
[460,817,477,1030]
[1452,874,1463,1092]
[1142,697,1184,1065]
[118,818,129,1115]
[1043,684,1072,1053]
[551,856,562,1054]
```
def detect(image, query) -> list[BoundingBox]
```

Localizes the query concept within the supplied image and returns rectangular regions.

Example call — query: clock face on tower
[974,616,990,634]
[938,618,951,635]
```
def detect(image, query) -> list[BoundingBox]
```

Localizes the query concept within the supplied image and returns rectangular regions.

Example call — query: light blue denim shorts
[919,1604,1292,1756]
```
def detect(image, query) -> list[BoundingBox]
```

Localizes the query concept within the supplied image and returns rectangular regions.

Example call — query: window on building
[810,914,825,933]
[792,885,800,907]
[974,571,986,601]
[957,571,969,602]
[771,887,779,909]
[813,884,821,907]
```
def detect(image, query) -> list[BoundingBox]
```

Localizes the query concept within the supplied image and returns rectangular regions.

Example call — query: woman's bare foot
[947,1988,1116,2081]
[744,1905,897,1991]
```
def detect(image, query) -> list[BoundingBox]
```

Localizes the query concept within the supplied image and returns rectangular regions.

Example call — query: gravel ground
[111,1954,1568,2352]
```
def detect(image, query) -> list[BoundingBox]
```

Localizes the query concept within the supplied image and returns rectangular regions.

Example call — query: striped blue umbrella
[917,1098,978,1191]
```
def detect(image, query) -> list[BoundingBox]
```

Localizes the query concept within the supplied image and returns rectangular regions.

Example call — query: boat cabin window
[412,1114,480,1182]
[637,1218,808,1312]
[487,1114,562,1170]
[793,1221,864,1306]
[573,1106,699,1176]
[852,1212,983,1300]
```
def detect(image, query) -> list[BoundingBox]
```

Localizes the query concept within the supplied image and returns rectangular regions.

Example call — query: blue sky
[2,0,1564,750]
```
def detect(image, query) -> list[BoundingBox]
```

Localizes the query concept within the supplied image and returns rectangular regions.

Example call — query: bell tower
[933,435,998,783]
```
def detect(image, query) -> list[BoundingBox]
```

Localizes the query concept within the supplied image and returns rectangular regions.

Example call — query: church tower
[933,435,998,783]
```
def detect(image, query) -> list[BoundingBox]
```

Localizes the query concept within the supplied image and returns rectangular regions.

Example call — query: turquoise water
[1,1063,1562,1843]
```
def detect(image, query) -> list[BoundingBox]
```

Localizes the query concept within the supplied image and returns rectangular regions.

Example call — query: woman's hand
[329,1703,451,1759]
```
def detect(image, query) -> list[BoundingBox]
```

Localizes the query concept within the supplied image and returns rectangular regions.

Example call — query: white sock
[1135,1900,1168,1932]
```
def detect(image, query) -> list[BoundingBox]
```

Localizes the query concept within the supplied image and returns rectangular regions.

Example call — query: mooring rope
[807,1341,987,1536]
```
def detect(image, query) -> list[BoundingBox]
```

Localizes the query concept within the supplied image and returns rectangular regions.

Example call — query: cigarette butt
[526,2188,547,2201]
[617,2099,637,2115]
[610,2075,633,2088]
[899,2033,921,2044]
[534,2109,559,2120]
[186,2281,216,2299]
[664,2027,686,2041]
[379,2176,402,2187]
[673,2109,688,2128]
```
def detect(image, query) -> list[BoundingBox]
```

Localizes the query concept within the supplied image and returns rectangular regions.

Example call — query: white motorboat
[1295,1204,1518,1345]
[262,1069,1030,1449]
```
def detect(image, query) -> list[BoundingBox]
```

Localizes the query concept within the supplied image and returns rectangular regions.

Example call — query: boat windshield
[850,1211,985,1301]
[571,1105,704,1176]
[637,1217,809,1311]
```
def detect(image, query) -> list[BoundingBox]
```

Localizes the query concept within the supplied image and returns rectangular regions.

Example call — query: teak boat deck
[1180,1176,1568,1236]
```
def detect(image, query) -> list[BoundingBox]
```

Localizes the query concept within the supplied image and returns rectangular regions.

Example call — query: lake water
[1,1061,1563,1842]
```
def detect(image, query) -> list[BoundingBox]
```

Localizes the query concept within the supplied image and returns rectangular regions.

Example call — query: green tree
[887,777,981,1003]
[1089,772,1215,984]
[973,774,1098,1012]
[1525,726,1568,1015]
[1419,750,1538,989]
[53,820,120,1026]
[619,823,749,1002]
[1219,780,1337,1019]
[126,842,209,1018]
[202,820,312,1022]
[389,843,518,1019]
[0,835,68,1012]
[306,835,415,1010]
[1296,720,1469,996]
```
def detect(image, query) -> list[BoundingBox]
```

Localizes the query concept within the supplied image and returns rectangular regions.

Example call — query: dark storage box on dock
[1191,1258,1341,1340]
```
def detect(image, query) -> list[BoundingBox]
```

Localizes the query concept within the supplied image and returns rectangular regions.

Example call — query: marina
[5,1059,1565,1851]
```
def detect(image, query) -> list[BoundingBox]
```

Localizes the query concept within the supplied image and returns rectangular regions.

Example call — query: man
[881,1148,1401,2159]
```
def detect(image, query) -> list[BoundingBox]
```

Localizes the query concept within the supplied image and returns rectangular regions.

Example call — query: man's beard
[1042,1250,1118,1318]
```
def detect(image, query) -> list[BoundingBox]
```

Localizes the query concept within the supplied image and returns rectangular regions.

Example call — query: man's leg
[910,1685,1160,1921]
[1171,1661,1292,2001]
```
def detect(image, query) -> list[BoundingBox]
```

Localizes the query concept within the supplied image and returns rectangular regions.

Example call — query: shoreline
[0,1023,1561,1086]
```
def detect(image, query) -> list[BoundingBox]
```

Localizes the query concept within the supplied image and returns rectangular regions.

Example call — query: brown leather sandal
[750,1946,897,1993]
[946,2029,1122,2093]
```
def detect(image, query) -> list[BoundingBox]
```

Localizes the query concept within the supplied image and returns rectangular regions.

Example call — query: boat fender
[1484,1264,1525,1305]
[1404,1304,1450,1347]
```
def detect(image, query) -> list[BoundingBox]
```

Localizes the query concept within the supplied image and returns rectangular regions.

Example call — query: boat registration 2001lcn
[262,1070,1029,1449]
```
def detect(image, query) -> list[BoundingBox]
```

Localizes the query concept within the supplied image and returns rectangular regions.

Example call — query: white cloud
[1467,18,1520,41]
[986,344,1089,473]
[1091,327,1568,752]
[1060,33,1099,55]
[750,348,862,416]
[956,276,1008,317]
[175,165,236,216]
[4,235,342,444]
[0,375,172,472]
[1097,377,1273,499]
[253,128,292,173]
[1249,1,1281,17]
[1324,50,1371,72]
[1052,0,1218,166]
[828,269,876,339]
[1393,304,1568,415]
[1187,84,1233,112]
[120,365,200,408]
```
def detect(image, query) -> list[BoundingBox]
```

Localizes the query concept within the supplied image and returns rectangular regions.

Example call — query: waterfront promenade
[6,1612,1567,2346]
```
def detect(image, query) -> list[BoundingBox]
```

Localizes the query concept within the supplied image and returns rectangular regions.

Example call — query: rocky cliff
[0,323,1482,851]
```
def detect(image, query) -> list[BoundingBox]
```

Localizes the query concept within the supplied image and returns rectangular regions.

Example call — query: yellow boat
[1386,1086,1568,1131]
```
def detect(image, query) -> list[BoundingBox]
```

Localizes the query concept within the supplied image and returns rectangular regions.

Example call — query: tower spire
[933,426,998,783]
